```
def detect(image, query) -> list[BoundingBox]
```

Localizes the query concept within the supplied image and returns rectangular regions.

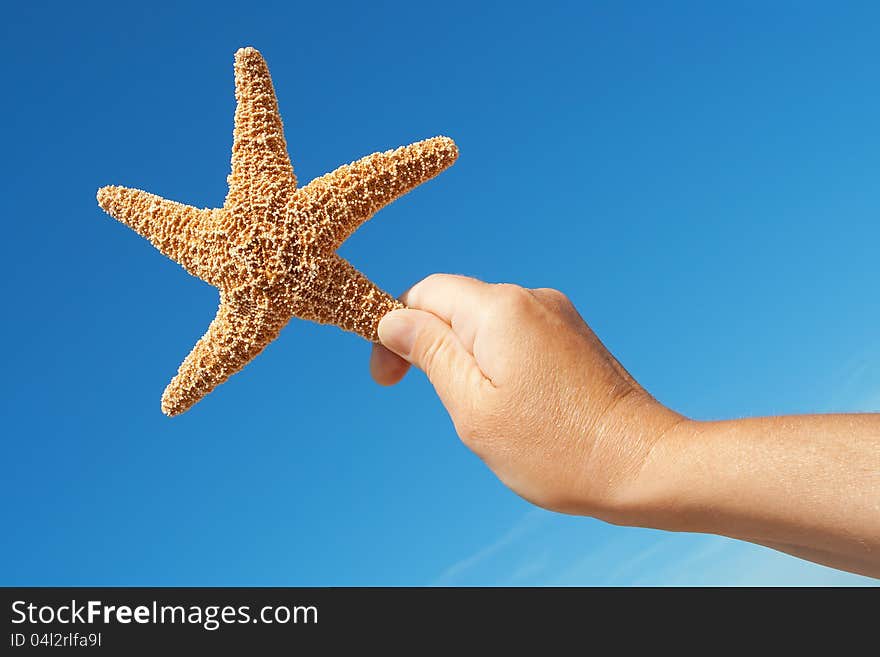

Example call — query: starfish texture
[97,47,458,416]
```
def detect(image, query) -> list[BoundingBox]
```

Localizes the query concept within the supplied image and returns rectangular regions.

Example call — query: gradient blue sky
[2,1,878,585]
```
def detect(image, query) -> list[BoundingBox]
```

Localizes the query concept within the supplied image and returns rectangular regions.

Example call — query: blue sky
[1,1,877,585]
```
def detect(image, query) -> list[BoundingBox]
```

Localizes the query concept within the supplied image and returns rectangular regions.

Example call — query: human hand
[370,274,880,577]
[369,274,684,520]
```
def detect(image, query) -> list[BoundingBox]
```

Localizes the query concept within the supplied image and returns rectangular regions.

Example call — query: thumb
[378,308,484,408]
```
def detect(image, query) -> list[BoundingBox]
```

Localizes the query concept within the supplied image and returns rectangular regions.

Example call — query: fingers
[369,343,411,386]
[401,274,491,353]
[377,308,489,411]
[370,273,487,386]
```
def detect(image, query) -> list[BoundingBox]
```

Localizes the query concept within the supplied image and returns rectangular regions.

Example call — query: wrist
[597,408,701,529]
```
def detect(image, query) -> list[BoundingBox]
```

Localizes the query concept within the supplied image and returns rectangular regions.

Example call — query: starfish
[97,47,458,416]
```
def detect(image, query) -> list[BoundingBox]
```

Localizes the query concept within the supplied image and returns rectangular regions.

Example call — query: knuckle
[405,273,462,307]
[420,272,449,289]
[493,283,532,316]
[403,274,443,305]
[495,282,522,295]
[535,287,570,306]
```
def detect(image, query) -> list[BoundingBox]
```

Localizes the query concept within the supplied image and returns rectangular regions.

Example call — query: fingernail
[378,310,418,357]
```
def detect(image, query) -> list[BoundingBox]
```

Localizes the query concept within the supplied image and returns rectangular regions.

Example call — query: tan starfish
[97,47,458,416]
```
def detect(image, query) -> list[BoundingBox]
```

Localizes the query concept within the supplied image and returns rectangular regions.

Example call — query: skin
[369,274,880,579]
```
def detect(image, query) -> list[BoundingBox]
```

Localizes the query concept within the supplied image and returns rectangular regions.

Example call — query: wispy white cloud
[655,539,874,586]
[544,531,662,586]
[435,514,877,586]
[505,549,551,585]
[433,509,546,585]
[599,536,679,584]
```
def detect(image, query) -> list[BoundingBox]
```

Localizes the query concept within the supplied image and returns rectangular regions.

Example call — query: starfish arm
[160,287,291,416]
[296,136,458,250]
[225,47,296,211]
[297,254,403,342]
[97,185,223,283]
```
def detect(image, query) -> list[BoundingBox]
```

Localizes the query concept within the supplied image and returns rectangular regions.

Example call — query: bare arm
[631,414,880,576]
[370,274,880,578]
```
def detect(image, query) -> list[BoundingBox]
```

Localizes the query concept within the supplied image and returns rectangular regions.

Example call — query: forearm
[620,413,880,578]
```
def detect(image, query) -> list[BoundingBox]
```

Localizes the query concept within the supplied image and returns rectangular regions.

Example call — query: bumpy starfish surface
[97,47,458,416]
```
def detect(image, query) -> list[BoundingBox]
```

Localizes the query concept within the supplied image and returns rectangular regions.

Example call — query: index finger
[402,274,491,354]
